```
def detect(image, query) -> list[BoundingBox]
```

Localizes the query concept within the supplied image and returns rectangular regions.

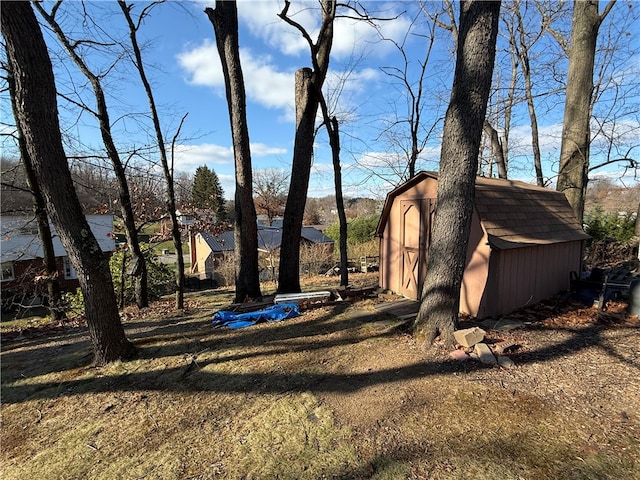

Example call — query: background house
[176,209,217,227]
[1,189,116,297]
[1,214,116,293]
[190,225,334,282]
[376,171,590,318]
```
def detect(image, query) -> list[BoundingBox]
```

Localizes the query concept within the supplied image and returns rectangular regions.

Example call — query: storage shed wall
[378,177,438,298]
[459,210,491,316]
[479,240,583,317]
[379,178,492,314]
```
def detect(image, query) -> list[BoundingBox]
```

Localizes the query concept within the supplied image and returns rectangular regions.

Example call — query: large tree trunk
[35,2,149,309]
[556,0,614,224]
[2,2,135,364]
[7,65,66,321]
[277,0,335,294]
[278,68,319,293]
[206,1,261,302]
[413,0,500,350]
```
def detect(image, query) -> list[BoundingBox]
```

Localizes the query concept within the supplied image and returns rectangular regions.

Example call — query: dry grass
[2,274,639,479]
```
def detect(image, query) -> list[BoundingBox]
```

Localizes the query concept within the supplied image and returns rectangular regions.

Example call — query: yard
[1,273,639,479]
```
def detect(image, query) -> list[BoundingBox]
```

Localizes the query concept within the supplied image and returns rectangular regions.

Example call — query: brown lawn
[2,274,639,479]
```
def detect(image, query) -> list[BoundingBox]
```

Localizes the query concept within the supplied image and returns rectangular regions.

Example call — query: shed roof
[376,171,589,250]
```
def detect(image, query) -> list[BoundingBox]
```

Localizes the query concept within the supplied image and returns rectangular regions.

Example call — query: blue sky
[2,1,639,200]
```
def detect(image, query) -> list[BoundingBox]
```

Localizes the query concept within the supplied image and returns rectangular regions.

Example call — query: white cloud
[177,39,225,87]
[173,141,287,173]
[236,0,411,62]
[173,143,234,172]
[251,142,288,156]
[507,123,563,157]
[177,41,295,114]
[237,1,310,57]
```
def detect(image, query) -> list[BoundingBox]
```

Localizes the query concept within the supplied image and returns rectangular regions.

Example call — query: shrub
[584,207,636,243]
[110,244,174,306]
[61,288,84,315]
[325,214,380,245]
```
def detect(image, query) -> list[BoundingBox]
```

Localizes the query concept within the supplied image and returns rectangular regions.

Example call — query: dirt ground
[1,274,639,479]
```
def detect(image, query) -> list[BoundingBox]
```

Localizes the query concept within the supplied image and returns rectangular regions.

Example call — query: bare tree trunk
[556,0,615,223]
[414,0,500,350]
[206,1,261,302]
[119,0,185,309]
[35,2,149,309]
[7,65,66,321]
[503,25,517,171]
[278,0,335,293]
[277,68,319,292]
[483,120,507,179]
[330,117,349,288]
[2,1,135,364]
[319,107,349,288]
[514,0,544,187]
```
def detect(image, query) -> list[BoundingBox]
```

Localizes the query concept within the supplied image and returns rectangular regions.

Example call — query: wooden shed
[376,172,590,318]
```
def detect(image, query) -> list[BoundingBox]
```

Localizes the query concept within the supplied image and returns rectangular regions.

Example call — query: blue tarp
[212,303,300,329]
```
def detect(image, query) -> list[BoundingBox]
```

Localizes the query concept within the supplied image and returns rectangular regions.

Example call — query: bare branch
[170,113,189,179]
[278,0,316,53]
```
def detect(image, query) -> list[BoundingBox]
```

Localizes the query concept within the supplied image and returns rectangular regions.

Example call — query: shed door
[399,199,433,300]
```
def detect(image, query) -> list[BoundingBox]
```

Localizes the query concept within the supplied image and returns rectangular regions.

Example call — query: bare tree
[2,1,135,364]
[277,0,336,293]
[414,0,501,349]
[253,168,288,226]
[377,4,443,181]
[206,0,262,302]
[512,0,545,186]
[119,0,186,309]
[482,120,508,178]
[5,68,66,320]
[35,1,149,309]
[318,107,349,287]
[555,0,616,223]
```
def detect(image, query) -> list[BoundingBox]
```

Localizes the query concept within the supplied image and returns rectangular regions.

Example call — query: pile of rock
[449,327,515,368]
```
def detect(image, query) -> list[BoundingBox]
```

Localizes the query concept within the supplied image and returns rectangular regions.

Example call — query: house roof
[376,171,590,250]
[1,214,116,262]
[199,226,334,253]
[199,230,235,253]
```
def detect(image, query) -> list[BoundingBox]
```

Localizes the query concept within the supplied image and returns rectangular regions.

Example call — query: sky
[2,0,639,201]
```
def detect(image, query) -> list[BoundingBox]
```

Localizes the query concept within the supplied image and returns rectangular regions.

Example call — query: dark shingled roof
[377,171,589,250]
[473,176,590,249]
[199,226,333,253]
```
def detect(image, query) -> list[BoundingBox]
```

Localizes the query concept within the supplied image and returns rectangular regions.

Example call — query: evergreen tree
[192,165,226,220]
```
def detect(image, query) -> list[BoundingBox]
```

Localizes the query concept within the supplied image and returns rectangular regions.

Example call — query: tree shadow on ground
[2,295,638,404]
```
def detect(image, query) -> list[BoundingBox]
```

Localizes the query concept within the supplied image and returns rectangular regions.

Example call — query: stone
[497,355,515,369]
[453,327,486,348]
[493,341,517,355]
[449,349,470,361]
[473,342,497,365]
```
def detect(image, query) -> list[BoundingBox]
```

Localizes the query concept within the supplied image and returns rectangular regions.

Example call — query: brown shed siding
[480,240,582,317]
[377,172,588,318]
[378,176,438,298]
[459,210,491,315]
